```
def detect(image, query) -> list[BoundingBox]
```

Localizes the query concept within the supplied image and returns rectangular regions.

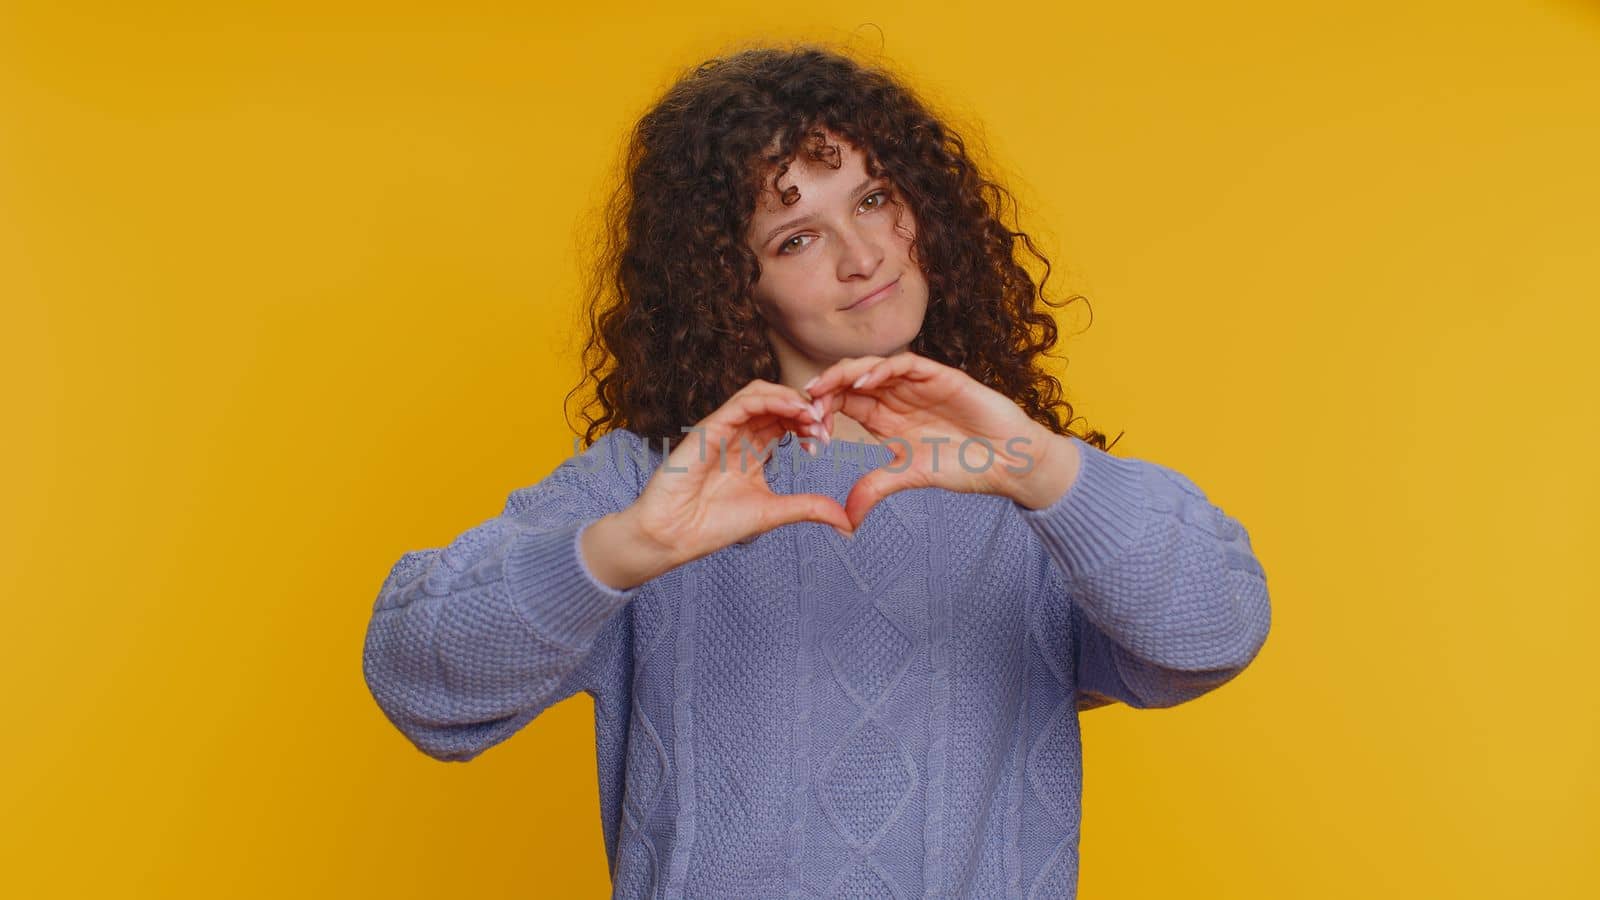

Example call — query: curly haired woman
[362,44,1271,899]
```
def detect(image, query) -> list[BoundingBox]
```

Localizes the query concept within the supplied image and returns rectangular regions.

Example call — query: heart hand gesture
[802,351,1082,529]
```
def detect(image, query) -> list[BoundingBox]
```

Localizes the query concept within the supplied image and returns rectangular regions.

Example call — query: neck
[823,414,878,445]
[771,362,878,445]
[767,333,893,446]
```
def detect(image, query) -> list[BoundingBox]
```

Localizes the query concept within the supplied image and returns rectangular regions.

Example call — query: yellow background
[3,1,1596,896]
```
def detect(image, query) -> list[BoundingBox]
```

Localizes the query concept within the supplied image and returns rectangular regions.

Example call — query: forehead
[751,135,871,217]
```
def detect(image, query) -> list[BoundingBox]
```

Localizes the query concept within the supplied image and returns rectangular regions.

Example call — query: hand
[803,351,1081,528]
[623,379,856,570]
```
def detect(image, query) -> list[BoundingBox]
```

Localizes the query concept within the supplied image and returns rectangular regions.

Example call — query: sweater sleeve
[361,429,658,761]
[1016,437,1272,710]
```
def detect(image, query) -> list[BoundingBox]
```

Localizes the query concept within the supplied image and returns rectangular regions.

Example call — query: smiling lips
[845,275,901,311]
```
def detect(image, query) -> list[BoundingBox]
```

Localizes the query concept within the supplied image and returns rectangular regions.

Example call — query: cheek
[761,268,826,325]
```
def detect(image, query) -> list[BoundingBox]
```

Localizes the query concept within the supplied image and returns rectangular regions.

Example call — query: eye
[777,233,815,256]
[774,190,893,257]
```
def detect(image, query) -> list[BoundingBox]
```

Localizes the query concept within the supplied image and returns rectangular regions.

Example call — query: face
[744,131,930,388]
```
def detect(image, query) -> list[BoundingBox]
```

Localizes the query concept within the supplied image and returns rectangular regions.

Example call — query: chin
[862,324,923,357]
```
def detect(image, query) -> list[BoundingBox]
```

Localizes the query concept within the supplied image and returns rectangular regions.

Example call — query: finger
[679,417,787,475]
[739,378,822,415]
[698,425,783,471]
[802,355,884,399]
[815,388,886,444]
[849,351,937,391]
[842,465,921,531]
[709,389,819,442]
[768,404,825,452]
[809,390,846,443]
[805,352,937,439]
[737,404,833,466]
[721,425,795,471]
[753,417,827,459]
[743,410,824,450]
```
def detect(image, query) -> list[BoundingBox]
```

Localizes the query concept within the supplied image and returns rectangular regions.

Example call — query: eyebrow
[759,176,881,247]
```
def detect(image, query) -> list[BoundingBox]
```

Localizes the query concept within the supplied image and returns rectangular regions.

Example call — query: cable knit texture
[362,429,1272,898]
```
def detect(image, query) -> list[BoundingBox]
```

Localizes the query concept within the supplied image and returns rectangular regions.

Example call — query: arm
[360,430,658,762]
[1016,438,1272,710]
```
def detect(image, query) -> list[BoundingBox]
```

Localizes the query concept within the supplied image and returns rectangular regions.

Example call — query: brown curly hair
[566,42,1121,455]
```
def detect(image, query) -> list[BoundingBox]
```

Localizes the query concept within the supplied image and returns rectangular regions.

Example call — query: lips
[845,275,901,311]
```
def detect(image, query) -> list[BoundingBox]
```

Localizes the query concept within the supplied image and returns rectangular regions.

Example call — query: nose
[834,220,885,282]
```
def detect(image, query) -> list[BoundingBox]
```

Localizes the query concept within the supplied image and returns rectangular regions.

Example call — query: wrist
[583,508,681,590]
[1006,428,1083,511]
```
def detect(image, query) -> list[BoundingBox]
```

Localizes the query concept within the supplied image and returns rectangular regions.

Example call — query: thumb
[842,467,919,531]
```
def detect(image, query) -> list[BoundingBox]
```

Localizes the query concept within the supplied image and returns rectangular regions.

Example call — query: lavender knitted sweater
[362,428,1271,898]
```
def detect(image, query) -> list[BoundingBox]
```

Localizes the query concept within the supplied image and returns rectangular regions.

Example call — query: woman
[362,44,1271,898]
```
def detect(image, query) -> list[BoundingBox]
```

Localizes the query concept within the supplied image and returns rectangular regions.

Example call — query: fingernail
[852,372,870,389]
[804,375,819,392]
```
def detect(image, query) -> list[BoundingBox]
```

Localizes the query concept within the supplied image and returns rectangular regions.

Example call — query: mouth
[843,275,901,311]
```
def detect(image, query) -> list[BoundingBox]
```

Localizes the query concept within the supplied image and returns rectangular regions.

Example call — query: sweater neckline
[767,432,897,491]
[773,430,896,459]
